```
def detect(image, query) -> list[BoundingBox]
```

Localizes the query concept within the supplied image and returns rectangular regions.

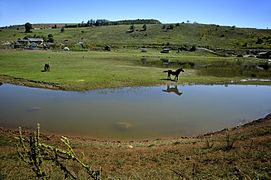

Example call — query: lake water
[0,83,270,140]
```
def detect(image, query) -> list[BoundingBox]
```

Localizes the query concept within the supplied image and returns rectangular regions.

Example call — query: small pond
[0,83,270,140]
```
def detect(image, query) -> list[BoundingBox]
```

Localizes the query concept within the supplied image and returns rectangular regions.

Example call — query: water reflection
[162,85,183,96]
[113,121,134,131]
[25,106,41,112]
[0,82,2,86]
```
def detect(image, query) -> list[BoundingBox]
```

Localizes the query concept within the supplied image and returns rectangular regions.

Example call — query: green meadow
[0,49,270,90]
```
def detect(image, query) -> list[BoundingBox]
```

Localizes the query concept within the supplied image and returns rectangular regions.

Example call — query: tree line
[64,19,161,28]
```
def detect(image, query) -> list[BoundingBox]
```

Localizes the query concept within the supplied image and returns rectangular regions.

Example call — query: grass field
[0,49,270,90]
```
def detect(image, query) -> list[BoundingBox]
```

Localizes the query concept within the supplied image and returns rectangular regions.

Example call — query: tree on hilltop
[25,22,32,33]
[129,24,135,32]
[142,24,147,31]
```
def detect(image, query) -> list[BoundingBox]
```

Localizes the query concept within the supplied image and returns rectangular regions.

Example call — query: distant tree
[90,19,95,26]
[142,24,147,31]
[86,20,90,27]
[129,24,135,32]
[52,24,57,29]
[162,24,166,29]
[61,27,65,33]
[47,34,54,43]
[176,23,180,27]
[25,22,32,33]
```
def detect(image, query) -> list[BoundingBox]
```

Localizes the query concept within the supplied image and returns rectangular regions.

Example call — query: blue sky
[0,0,270,29]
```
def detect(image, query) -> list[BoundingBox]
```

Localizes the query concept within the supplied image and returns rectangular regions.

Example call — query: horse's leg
[168,72,171,79]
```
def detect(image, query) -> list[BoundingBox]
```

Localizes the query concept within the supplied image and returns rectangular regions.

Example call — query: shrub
[129,24,135,32]
[224,133,237,150]
[47,37,55,43]
[167,25,174,30]
[256,38,263,44]
[190,45,196,51]
[104,45,111,51]
[142,24,147,31]
[16,124,101,180]
[242,42,248,47]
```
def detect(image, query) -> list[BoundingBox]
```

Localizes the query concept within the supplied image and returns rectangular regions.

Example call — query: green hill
[1,22,271,50]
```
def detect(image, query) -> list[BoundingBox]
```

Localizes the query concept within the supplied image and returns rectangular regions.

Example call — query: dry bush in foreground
[16,124,101,179]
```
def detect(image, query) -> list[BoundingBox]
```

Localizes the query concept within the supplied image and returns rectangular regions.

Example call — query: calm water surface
[0,83,270,139]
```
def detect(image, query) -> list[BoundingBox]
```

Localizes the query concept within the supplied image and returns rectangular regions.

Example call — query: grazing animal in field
[44,63,50,72]
[163,68,184,81]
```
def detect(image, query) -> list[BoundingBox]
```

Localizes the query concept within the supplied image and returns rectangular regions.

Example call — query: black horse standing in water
[163,68,184,81]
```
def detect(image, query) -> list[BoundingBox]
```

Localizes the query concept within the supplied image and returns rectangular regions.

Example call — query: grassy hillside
[1,23,271,50]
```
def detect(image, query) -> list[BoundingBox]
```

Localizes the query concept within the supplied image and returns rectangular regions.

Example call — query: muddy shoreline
[0,75,64,90]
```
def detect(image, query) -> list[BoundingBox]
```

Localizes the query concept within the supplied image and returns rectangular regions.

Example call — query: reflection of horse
[162,85,182,96]
[163,68,184,81]
[0,82,2,86]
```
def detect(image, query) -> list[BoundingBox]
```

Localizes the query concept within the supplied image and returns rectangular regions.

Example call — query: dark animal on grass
[44,63,50,72]
[163,68,184,81]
